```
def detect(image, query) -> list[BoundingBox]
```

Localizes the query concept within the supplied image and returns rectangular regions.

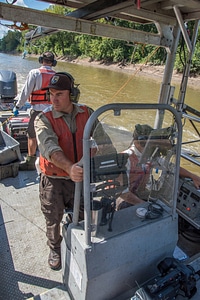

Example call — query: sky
[0,0,50,38]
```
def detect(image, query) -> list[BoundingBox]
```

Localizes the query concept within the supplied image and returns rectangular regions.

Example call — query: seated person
[116,124,200,210]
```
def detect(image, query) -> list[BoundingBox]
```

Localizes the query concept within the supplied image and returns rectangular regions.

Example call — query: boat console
[61,103,182,300]
[177,178,200,229]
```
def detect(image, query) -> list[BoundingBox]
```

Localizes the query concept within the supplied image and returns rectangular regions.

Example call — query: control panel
[177,178,200,229]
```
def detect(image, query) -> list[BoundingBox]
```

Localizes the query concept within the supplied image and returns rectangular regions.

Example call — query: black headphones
[56,72,80,103]
[39,54,57,67]
[46,72,80,103]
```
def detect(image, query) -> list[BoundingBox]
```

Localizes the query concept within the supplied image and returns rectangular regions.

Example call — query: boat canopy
[0,0,200,52]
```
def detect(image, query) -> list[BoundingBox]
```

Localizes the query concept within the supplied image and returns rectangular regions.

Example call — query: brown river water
[0,53,199,174]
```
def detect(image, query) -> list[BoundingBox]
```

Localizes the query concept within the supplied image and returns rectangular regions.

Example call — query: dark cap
[133,124,153,140]
[45,73,72,90]
[43,51,55,62]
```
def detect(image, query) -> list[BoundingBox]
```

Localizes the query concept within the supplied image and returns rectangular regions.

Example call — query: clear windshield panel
[89,108,178,213]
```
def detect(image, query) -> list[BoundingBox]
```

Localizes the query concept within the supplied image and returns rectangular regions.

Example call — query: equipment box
[0,130,22,165]
[5,116,29,152]
[0,160,19,180]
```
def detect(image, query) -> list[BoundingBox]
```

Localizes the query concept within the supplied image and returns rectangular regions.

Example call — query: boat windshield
[89,106,179,212]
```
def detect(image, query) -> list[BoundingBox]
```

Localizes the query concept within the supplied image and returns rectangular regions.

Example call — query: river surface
[0,53,199,173]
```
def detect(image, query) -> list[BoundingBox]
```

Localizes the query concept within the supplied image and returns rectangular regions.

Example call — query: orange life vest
[29,68,55,105]
[39,105,90,177]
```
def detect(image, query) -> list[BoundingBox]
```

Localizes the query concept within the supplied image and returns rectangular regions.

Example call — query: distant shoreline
[56,56,200,90]
[23,53,200,90]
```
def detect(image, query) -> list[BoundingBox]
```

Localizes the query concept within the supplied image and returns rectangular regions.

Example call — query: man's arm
[179,166,200,189]
[15,69,40,108]
[50,151,83,182]
[116,191,144,210]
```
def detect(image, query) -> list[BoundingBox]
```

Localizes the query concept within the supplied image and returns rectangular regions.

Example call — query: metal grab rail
[181,152,200,167]
[82,103,182,246]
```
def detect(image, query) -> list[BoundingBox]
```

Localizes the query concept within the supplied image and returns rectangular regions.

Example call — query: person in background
[116,124,200,209]
[34,72,115,270]
[13,51,57,170]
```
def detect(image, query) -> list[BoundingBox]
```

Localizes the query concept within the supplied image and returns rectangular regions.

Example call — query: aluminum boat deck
[0,169,66,299]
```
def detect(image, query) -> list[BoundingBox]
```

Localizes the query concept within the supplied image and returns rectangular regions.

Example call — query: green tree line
[1,5,200,74]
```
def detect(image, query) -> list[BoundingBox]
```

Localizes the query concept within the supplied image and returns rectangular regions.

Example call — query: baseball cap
[44,73,72,90]
[133,124,153,140]
[43,51,55,62]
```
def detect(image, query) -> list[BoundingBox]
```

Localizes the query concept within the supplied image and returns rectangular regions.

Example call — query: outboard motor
[0,70,17,103]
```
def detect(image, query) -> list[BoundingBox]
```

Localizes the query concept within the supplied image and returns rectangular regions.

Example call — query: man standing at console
[34,72,115,270]
[13,51,57,170]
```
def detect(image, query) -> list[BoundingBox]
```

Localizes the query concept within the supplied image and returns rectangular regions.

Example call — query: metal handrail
[81,103,182,246]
